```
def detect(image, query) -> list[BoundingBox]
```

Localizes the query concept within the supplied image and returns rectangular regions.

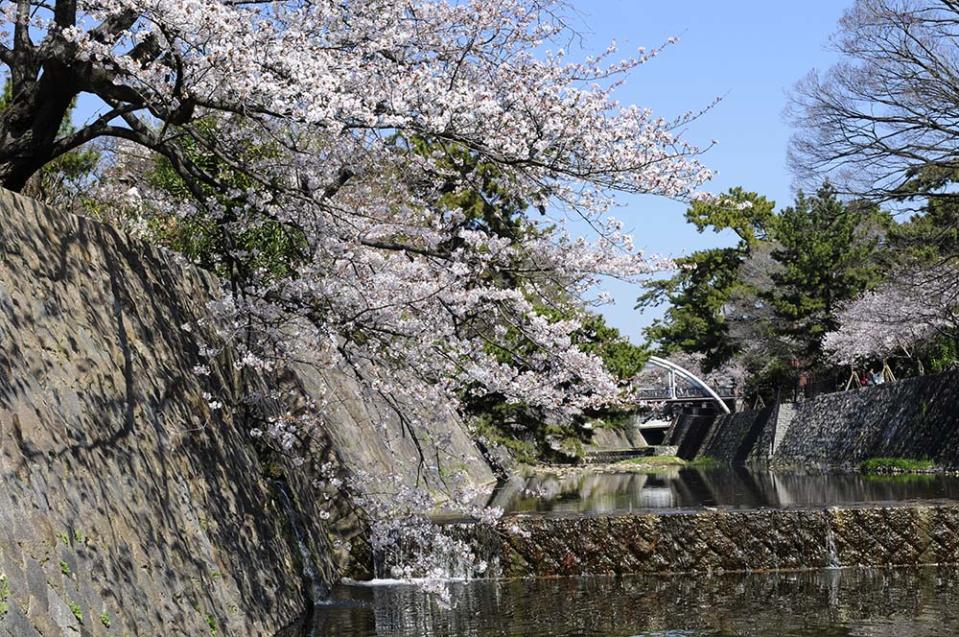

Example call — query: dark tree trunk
[0,85,75,192]
[0,1,81,192]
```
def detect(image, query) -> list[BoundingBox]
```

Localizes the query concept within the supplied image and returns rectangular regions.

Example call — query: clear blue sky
[566,1,849,341]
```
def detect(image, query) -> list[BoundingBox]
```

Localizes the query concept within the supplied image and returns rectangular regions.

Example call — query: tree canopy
[640,185,887,400]
[765,185,883,360]
[637,188,776,372]
[789,0,959,375]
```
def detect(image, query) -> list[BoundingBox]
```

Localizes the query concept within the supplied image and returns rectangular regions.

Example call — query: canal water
[314,468,959,636]
[487,467,959,515]
[316,566,959,636]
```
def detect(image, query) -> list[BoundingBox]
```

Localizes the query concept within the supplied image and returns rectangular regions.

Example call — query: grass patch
[614,455,689,473]
[205,612,218,635]
[687,456,722,469]
[618,455,686,466]
[68,601,83,624]
[99,611,111,628]
[861,457,936,474]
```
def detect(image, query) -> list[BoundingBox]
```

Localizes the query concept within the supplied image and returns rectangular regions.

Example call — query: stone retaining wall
[584,425,648,452]
[688,371,959,467]
[0,190,493,635]
[1,191,323,636]
[773,371,959,467]
[692,405,776,464]
[483,503,959,578]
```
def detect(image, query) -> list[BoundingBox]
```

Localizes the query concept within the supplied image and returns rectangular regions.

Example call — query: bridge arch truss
[641,355,731,415]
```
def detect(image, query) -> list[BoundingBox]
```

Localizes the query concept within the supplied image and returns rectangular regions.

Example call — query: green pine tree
[638,187,776,371]
[765,184,884,363]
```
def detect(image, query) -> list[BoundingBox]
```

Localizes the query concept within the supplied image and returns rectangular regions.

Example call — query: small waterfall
[824,525,841,569]
[273,480,329,635]
[372,521,500,582]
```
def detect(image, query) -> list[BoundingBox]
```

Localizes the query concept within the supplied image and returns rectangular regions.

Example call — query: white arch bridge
[633,356,734,415]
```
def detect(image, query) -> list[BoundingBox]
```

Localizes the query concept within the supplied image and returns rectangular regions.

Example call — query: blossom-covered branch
[824,265,959,364]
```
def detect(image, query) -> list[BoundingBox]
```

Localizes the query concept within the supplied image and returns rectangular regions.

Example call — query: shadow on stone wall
[774,371,959,467]
[0,185,499,635]
[0,191,348,636]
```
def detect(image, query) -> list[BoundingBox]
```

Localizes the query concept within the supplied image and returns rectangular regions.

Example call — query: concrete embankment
[477,503,959,577]
[669,370,959,468]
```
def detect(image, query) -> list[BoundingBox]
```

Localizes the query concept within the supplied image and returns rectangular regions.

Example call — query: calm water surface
[488,467,959,515]
[313,469,959,636]
[316,567,959,636]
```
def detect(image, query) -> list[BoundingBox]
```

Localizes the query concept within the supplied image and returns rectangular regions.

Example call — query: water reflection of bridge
[489,468,959,515]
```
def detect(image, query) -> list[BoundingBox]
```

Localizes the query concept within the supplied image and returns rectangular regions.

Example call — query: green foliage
[466,310,648,463]
[68,601,83,624]
[573,313,650,382]
[640,247,744,371]
[877,184,959,373]
[591,409,637,431]
[860,457,935,473]
[684,186,777,248]
[411,135,533,241]
[0,574,10,617]
[642,183,888,401]
[33,142,99,205]
[472,415,540,465]
[205,612,218,635]
[926,336,959,373]
[99,611,111,628]
[640,188,777,372]
[59,561,71,576]
[402,138,651,463]
[887,197,959,265]
[144,123,307,280]
[765,184,884,361]
[895,166,959,260]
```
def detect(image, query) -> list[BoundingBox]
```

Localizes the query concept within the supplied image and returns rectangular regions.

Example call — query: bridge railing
[634,385,738,401]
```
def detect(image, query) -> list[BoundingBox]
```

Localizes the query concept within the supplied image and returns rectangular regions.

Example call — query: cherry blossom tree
[2,1,716,584]
[0,0,715,426]
[824,265,959,366]
[0,1,709,195]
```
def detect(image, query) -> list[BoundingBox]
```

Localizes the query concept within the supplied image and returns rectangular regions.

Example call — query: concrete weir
[444,372,959,582]
[469,503,959,578]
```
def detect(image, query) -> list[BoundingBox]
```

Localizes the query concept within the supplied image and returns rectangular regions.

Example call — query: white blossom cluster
[16,0,718,594]
[825,265,959,364]
[348,468,503,604]
[55,0,716,429]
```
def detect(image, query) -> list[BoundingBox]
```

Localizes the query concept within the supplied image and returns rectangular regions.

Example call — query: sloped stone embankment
[0,190,493,635]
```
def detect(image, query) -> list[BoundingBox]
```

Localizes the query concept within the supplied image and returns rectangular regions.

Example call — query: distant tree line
[643,0,959,403]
